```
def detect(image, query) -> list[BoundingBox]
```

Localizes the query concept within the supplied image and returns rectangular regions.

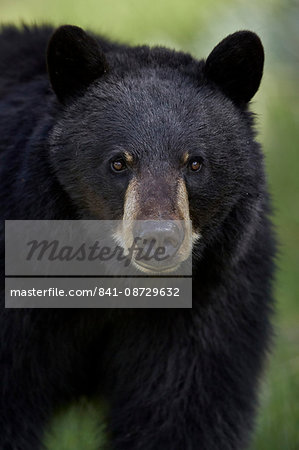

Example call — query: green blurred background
[1,0,298,448]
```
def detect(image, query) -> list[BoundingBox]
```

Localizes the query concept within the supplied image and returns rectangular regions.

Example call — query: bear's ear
[47,25,109,103]
[204,31,264,105]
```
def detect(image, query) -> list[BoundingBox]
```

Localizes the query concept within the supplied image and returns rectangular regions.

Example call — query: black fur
[0,25,275,450]
[204,31,264,105]
[47,25,109,103]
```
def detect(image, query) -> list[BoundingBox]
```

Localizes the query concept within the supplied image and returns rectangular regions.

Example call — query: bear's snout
[132,220,184,271]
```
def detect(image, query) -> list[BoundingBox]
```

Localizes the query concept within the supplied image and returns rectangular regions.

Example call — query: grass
[44,398,108,449]
[1,0,299,448]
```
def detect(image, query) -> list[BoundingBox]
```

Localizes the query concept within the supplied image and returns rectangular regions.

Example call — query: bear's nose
[132,221,184,267]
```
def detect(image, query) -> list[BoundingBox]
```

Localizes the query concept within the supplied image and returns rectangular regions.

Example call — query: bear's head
[47,26,265,273]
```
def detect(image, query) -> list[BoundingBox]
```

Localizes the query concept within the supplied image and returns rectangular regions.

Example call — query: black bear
[0,25,275,449]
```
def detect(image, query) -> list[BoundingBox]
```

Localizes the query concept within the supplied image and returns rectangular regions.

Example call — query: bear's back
[0,25,122,95]
[0,25,54,93]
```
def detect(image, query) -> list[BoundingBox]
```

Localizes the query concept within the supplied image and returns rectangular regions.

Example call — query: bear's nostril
[164,236,179,249]
[141,233,178,256]
[133,221,183,264]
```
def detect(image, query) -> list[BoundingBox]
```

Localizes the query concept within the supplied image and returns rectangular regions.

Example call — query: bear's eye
[189,158,203,172]
[111,158,127,172]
